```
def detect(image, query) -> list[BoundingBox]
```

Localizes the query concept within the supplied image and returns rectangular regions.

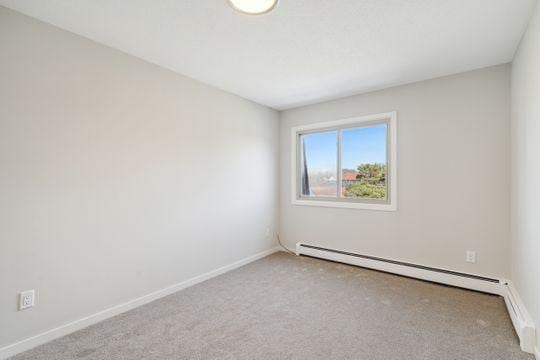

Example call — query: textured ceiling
[0,0,536,109]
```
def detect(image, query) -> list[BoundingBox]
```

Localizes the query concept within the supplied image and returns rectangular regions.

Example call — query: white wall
[0,6,279,348]
[280,65,511,279]
[511,0,540,355]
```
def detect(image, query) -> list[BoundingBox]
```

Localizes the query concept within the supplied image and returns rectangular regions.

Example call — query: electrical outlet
[466,251,476,264]
[265,228,270,237]
[19,290,35,310]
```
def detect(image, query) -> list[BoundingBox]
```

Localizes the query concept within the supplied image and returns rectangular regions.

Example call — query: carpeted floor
[10,252,533,360]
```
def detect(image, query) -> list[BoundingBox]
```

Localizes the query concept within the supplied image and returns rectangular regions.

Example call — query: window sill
[292,199,397,211]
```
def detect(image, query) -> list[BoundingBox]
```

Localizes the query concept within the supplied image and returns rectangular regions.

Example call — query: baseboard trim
[296,242,536,355]
[0,247,280,360]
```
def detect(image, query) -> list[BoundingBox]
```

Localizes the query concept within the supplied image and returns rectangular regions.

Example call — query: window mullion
[337,129,342,199]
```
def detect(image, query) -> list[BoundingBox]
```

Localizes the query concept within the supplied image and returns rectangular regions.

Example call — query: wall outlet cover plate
[19,290,35,310]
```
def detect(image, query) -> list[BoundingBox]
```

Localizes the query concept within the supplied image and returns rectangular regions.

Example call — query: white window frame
[291,111,397,211]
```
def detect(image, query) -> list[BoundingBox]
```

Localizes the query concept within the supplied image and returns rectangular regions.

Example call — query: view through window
[341,124,387,199]
[297,118,391,205]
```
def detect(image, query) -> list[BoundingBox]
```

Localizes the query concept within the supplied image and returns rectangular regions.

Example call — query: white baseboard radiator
[501,280,537,354]
[295,243,536,354]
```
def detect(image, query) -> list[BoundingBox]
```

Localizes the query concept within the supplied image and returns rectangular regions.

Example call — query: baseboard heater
[501,280,537,354]
[296,243,501,293]
[295,242,536,354]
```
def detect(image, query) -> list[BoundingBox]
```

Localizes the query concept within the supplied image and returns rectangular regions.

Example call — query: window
[291,112,397,211]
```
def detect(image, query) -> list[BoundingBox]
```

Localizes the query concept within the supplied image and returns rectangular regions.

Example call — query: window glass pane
[300,131,338,197]
[341,124,387,199]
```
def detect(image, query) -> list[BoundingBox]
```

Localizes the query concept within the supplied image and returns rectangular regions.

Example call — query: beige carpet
[10,252,533,360]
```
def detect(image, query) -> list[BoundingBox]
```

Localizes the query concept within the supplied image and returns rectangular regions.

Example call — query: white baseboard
[0,247,280,360]
[295,242,537,355]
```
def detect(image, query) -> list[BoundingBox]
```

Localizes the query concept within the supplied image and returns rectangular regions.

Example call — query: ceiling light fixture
[228,0,278,15]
